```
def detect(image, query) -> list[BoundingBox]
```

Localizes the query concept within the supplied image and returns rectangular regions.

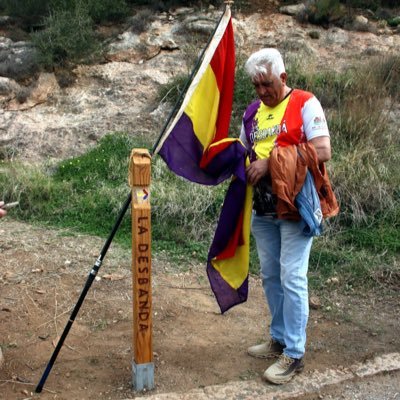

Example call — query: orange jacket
[269,143,339,220]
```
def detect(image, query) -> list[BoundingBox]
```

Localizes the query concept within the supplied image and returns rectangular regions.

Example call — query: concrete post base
[132,361,155,391]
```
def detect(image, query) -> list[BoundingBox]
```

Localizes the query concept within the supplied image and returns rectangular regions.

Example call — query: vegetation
[298,0,400,29]
[0,0,399,292]
[32,4,99,66]
[1,53,399,291]
[0,0,226,68]
[0,134,229,265]
[1,0,398,68]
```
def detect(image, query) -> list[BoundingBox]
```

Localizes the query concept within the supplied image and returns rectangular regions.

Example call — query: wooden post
[129,148,154,391]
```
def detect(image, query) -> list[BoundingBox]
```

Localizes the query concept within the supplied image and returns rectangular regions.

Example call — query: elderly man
[240,48,336,384]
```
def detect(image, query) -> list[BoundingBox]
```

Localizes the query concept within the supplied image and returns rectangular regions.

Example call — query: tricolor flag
[154,5,252,313]
[154,5,236,184]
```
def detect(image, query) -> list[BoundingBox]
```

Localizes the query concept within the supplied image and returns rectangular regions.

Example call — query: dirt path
[0,219,399,400]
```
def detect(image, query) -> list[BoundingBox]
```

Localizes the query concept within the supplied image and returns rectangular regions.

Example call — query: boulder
[0,37,39,81]
[352,15,370,32]
[279,3,306,17]
[6,72,59,111]
[0,76,20,96]
[181,15,217,35]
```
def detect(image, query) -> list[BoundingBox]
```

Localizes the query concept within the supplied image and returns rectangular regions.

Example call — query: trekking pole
[35,193,132,393]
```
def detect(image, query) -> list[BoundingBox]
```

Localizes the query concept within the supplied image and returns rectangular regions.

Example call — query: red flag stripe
[210,18,235,143]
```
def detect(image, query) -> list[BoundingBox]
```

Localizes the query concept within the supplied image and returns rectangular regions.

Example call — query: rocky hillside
[0,2,399,161]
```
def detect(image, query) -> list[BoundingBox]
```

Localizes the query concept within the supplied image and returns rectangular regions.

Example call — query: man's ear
[280,72,287,84]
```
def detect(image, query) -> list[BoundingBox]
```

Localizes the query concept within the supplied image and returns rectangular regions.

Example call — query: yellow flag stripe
[211,182,253,289]
[184,65,220,149]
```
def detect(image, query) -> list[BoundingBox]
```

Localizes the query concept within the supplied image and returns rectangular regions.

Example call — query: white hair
[245,48,285,79]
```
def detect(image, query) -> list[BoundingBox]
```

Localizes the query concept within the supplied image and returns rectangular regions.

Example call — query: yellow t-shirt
[250,96,290,160]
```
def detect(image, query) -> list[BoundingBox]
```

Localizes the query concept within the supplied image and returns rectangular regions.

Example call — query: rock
[326,277,340,285]
[172,7,195,16]
[355,15,368,25]
[279,3,306,17]
[309,296,322,310]
[0,36,13,49]
[107,31,141,53]
[6,73,59,111]
[147,32,179,51]
[325,28,349,46]
[352,15,370,32]
[0,16,11,27]
[0,76,20,96]
[0,38,39,81]
[181,16,216,35]
[281,37,317,56]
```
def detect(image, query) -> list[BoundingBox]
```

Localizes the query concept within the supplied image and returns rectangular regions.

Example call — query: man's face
[252,69,287,108]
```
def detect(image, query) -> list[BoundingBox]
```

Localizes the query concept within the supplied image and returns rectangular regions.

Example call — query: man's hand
[0,201,7,218]
[246,158,269,185]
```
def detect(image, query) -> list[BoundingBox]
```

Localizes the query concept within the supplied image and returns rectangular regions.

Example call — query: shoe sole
[263,366,304,385]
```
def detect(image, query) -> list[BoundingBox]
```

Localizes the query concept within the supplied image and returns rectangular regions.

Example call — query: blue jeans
[251,213,313,359]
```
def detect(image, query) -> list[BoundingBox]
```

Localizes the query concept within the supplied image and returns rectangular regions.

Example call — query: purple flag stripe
[159,113,234,185]
[205,145,249,314]
[207,264,248,313]
[208,175,246,260]
[202,141,247,182]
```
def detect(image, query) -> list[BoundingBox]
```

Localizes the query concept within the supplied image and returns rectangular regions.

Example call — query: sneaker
[247,339,284,359]
[263,354,304,384]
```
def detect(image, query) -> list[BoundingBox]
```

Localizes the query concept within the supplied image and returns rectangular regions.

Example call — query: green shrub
[86,0,128,23]
[302,0,347,26]
[381,0,399,6]
[32,3,99,66]
[2,0,130,30]
[2,0,50,18]
[339,0,399,10]
[340,0,380,11]
[387,16,400,27]
[49,0,76,11]
[126,0,222,7]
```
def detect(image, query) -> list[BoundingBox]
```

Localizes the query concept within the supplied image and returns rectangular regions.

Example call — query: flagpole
[151,3,231,156]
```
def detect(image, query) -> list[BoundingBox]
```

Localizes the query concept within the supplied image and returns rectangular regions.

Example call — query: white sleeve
[302,96,330,141]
